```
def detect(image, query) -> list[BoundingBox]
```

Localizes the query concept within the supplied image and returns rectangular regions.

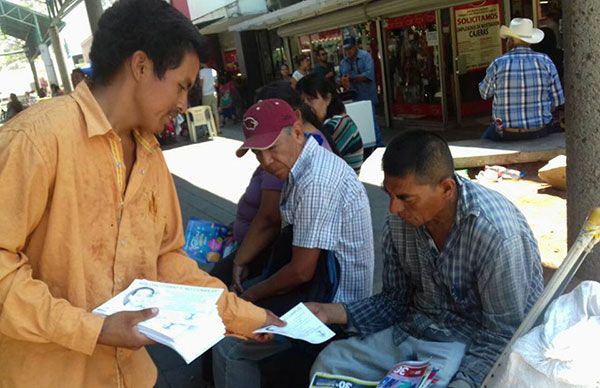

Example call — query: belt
[503,127,544,133]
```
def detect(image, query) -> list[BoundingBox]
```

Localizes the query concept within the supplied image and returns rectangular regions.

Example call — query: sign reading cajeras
[454,1,502,73]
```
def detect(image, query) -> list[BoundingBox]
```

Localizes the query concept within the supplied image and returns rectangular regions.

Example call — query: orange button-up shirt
[0,82,266,387]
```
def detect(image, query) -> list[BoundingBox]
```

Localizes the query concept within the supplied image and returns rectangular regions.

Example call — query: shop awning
[228,0,369,32]
[200,14,264,35]
[278,4,368,37]
[228,0,500,36]
[365,0,477,19]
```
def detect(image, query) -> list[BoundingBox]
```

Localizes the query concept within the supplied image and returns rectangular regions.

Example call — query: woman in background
[296,73,364,174]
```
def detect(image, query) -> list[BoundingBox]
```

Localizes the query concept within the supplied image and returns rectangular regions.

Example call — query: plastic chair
[186,105,218,142]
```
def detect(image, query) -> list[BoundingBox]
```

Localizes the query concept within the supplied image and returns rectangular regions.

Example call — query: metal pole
[84,0,104,34]
[435,9,448,128]
[375,17,390,129]
[49,21,72,93]
[449,7,462,126]
[28,57,41,96]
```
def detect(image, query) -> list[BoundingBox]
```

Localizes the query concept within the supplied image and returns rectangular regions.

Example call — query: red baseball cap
[236,99,297,157]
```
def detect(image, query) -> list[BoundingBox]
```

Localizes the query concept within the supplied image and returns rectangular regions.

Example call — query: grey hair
[282,126,293,135]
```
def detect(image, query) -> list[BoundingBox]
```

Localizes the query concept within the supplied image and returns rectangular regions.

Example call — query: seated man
[212,98,375,388]
[479,18,564,141]
[308,131,544,387]
[210,83,335,292]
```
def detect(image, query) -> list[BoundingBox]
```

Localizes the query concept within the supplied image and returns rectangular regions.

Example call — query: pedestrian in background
[312,46,335,84]
[479,18,564,141]
[338,36,383,147]
[291,54,311,89]
[280,63,292,83]
[297,74,364,174]
[5,93,24,120]
[199,61,220,132]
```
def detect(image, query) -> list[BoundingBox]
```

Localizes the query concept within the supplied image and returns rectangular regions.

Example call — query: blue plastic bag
[183,218,229,263]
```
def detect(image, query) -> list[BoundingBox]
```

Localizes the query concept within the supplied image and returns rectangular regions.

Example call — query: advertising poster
[454,1,502,72]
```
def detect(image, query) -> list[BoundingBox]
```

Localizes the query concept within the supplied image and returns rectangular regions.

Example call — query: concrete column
[564,2,600,280]
[49,23,72,93]
[84,0,104,34]
[39,43,58,86]
[28,58,41,96]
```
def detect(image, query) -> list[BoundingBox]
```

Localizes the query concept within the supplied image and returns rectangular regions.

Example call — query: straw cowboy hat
[499,18,544,44]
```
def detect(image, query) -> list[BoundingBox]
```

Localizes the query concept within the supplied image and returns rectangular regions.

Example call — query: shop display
[385,12,442,120]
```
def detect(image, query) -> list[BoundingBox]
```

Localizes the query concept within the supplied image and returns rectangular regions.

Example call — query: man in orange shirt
[0,1,281,387]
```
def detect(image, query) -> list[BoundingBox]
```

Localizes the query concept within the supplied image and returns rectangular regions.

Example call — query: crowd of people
[0,0,563,387]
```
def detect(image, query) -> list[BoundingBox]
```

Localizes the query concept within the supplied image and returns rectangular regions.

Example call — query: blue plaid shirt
[479,46,565,129]
[280,137,374,303]
[339,49,379,106]
[280,138,375,302]
[345,175,544,386]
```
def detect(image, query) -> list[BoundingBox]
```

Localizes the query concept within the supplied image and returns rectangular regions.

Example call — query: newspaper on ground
[253,302,335,344]
[310,372,379,387]
[93,279,225,363]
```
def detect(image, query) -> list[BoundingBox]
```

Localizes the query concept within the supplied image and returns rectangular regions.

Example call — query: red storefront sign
[223,50,238,73]
[385,12,436,30]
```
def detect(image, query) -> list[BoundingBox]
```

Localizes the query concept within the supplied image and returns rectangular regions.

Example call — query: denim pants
[310,327,466,387]
[481,122,562,141]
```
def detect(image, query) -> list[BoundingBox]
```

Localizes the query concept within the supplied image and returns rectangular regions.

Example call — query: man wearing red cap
[212,98,375,388]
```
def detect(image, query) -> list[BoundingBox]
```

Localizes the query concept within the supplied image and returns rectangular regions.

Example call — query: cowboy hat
[499,18,544,44]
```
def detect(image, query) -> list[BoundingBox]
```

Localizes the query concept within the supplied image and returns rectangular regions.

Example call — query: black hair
[532,27,557,53]
[382,131,454,185]
[255,80,302,107]
[255,81,340,155]
[295,73,346,119]
[294,54,309,66]
[89,0,205,85]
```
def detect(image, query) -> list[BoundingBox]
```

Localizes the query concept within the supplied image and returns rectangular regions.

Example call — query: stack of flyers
[93,279,226,364]
[376,361,439,388]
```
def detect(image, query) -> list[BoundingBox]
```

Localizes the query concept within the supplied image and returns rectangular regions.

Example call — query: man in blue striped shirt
[308,131,543,387]
[479,18,565,141]
[212,99,374,388]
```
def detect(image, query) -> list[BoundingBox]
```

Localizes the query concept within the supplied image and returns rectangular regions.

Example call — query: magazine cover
[310,372,379,388]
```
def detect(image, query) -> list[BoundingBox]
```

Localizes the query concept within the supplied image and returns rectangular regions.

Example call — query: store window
[223,50,239,74]
[453,0,503,117]
[384,12,442,120]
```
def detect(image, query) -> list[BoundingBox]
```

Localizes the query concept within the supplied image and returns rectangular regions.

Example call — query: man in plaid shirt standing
[479,18,564,141]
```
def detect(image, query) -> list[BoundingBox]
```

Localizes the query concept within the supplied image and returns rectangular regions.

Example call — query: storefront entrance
[382,1,504,128]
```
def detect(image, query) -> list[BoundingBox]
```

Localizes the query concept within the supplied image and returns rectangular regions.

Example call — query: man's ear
[440,177,456,199]
[292,119,305,141]
[130,50,151,81]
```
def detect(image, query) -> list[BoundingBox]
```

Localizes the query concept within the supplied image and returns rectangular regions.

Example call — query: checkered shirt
[345,175,544,386]
[479,46,565,129]
[280,137,374,303]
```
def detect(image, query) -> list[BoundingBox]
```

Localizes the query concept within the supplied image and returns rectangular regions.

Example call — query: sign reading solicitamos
[454,1,502,72]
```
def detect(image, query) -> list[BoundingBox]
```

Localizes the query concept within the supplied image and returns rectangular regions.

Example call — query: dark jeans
[252,225,340,316]
[209,245,271,287]
[482,121,563,141]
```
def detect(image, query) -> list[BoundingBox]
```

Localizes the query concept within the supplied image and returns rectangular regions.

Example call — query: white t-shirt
[199,68,218,96]
[292,70,305,81]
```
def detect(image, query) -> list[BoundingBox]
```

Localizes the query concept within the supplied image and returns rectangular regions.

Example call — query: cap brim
[235,131,282,158]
